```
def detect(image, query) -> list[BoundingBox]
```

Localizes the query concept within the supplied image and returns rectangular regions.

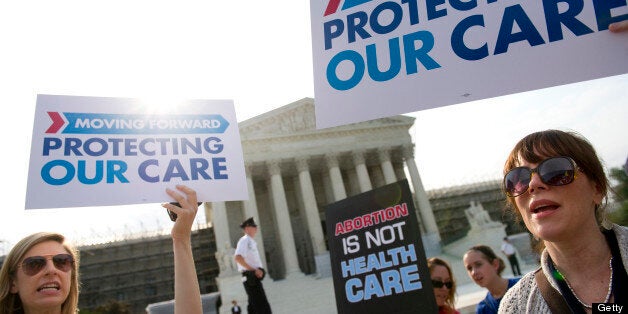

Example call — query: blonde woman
[1,184,202,314]
[0,232,79,314]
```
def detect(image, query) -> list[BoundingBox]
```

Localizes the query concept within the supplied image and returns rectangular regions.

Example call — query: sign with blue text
[325,179,437,314]
[310,0,628,128]
[26,94,248,209]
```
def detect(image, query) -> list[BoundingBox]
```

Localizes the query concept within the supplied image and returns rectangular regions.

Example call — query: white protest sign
[311,0,628,128]
[26,95,248,209]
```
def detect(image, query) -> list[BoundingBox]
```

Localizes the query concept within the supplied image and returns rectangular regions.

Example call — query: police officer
[234,217,272,314]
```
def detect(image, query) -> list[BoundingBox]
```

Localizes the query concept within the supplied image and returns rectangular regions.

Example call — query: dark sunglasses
[503,156,578,197]
[18,254,74,276]
[432,279,453,289]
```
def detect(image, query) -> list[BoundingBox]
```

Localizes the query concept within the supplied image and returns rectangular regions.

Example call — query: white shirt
[234,233,263,272]
[501,241,516,256]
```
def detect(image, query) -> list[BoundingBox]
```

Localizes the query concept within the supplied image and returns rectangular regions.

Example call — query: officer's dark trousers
[507,254,521,276]
[242,271,272,314]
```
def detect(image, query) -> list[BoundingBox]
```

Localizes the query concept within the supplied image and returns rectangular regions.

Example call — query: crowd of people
[3,136,627,314]
[1,18,625,314]
[3,132,627,314]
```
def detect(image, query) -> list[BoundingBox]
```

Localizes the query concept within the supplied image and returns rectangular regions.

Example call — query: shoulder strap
[534,269,572,314]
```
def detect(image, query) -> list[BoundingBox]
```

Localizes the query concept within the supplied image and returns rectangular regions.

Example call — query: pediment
[239,98,317,138]
[239,97,415,139]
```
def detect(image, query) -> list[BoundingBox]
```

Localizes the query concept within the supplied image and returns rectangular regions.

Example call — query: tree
[608,167,628,226]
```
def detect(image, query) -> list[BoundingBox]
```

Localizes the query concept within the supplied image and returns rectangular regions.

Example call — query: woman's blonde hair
[0,232,80,314]
[427,257,456,312]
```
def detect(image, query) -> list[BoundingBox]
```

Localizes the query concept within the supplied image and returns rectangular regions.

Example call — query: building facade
[207,98,441,280]
[0,99,537,313]
[427,180,528,245]
[77,226,219,313]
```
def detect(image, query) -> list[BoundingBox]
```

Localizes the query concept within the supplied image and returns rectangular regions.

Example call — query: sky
[1,1,627,253]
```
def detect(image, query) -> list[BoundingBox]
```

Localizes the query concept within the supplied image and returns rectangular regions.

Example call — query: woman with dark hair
[498,130,628,313]
[428,257,460,314]
[463,245,520,314]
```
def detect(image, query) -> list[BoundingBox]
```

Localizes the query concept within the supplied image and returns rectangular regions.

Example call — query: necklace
[558,256,613,309]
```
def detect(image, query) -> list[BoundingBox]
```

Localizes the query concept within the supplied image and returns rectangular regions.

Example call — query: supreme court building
[205,98,440,280]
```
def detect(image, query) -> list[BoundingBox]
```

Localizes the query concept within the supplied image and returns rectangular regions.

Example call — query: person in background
[231,299,242,313]
[234,217,272,314]
[0,185,202,314]
[500,237,521,276]
[428,257,460,314]
[463,245,520,314]
[498,130,627,313]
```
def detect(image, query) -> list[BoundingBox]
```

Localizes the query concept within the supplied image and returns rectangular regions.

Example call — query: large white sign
[26,95,248,209]
[311,0,628,128]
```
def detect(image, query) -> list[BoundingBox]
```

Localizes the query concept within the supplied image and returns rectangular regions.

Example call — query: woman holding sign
[0,185,202,314]
[428,257,460,314]
[498,130,628,313]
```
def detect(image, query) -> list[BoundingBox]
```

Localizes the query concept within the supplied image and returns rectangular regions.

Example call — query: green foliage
[610,167,628,200]
[608,167,628,226]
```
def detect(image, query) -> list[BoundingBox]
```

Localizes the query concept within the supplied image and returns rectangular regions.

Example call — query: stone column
[243,164,267,268]
[210,201,237,277]
[295,158,326,255]
[325,153,347,201]
[296,157,333,278]
[213,200,246,312]
[267,160,301,276]
[378,148,397,184]
[353,150,372,192]
[296,157,332,277]
[403,145,441,256]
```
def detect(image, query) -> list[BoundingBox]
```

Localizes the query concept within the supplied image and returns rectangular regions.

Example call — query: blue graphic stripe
[342,0,372,11]
[61,113,230,134]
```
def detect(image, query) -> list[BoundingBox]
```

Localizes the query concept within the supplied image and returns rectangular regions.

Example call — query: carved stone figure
[224,242,237,271]
[465,201,499,230]
[216,241,237,275]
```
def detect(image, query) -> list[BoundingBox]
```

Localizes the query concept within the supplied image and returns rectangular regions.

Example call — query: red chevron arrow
[324,0,341,16]
[45,112,65,133]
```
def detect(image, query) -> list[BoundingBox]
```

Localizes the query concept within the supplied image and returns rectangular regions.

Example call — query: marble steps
[263,274,337,314]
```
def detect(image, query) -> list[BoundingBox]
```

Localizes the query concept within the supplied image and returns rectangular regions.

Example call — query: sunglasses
[432,279,453,289]
[18,254,74,276]
[503,156,578,197]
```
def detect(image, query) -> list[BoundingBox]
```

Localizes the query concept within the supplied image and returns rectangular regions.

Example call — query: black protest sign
[325,179,437,314]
